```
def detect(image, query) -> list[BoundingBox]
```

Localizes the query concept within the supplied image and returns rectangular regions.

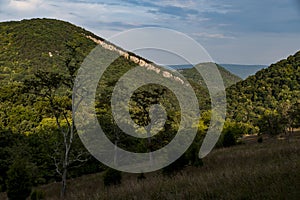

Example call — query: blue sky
[0,0,299,64]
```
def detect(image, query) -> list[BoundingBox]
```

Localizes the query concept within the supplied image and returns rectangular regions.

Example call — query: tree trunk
[113,125,119,167]
[61,138,71,198]
[114,140,118,166]
[61,167,67,198]
[288,127,294,142]
[146,126,153,166]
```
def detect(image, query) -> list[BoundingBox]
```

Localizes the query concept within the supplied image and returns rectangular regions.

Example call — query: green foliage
[217,120,259,147]
[0,128,26,191]
[0,18,104,192]
[103,168,122,186]
[179,63,242,88]
[257,109,283,135]
[222,131,237,147]
[162,154,189,176]
[6,159,33,200]
[227,51,300,135]
[30,190,45,200]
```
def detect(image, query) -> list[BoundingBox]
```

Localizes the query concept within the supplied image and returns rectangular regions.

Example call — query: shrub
[30,190,45,200]
[103,168,122,186]
[137,173,146,181]
[6,159,32,200]
[222,132,237,147]
[162,155,189,176]
[185,141,203,167]
[193,158,204,167]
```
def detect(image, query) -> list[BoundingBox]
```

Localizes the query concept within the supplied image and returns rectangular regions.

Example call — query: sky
[0,0,299,65]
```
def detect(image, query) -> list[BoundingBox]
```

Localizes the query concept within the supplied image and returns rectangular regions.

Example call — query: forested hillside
[179,63,242,88]
[0,18,103,195]
[227,51,300,135]
[0,18,208,195]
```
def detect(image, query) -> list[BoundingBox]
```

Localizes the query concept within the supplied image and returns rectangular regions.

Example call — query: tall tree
[24,40,89,197]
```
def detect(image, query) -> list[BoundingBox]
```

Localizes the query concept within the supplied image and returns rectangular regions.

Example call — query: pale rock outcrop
[86,35,186,85]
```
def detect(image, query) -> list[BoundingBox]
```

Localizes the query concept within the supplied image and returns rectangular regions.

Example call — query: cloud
[192,32,235,39]
[8,0,43,11]
[148,5,199,20]
[204,0,300,34]
[0,0,230,32]
[0,1,156,28]
[0,0,299,64]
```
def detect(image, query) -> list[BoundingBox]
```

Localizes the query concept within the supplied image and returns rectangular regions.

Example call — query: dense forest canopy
[226,51,300,135]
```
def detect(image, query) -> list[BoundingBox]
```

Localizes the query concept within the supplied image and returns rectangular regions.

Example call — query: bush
[6,159,32,200]
[257,136,263,143]
[193,158,204,167]
[137,173,146,181]
[185,142,203,167]
[222,132,237,147]
[30,190,45,200]
[162,155,189,176]
[103,168,122,186]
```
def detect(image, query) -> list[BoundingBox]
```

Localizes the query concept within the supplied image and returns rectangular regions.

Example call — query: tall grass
[32,139,300,200]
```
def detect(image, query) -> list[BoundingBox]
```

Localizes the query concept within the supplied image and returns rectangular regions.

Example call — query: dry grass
[1,133,299,200]
[29,137,300,200]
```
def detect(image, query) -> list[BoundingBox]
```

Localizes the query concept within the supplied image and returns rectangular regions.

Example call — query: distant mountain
[168,64,193,70]
[169,64,267,80]
[219,64,267,79]
[177,64,242,88]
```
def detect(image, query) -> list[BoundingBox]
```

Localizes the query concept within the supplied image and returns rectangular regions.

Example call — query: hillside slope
[179,63,242,88]
[0,18,209,191]
[226,51,300,129]
[0,18,210,129]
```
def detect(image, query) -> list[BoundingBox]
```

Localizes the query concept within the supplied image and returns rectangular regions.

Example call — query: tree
[23,40,89,197]
[257,108,284,136]
[6,159,32,200]
[103,168,122,186]
[222,131,237,147]
[129,86,169,165]
[0,129,16,192]
[286,101,300,140]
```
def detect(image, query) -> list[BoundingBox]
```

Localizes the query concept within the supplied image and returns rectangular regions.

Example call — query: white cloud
[151,0,196,8]
[0,0,298,64]
[0,0,156,29]
[152,0,235,14]
[192,32,235,39]
[8,0,44,11]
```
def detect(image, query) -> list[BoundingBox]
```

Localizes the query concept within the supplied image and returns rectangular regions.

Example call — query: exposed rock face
[86,35,186,85]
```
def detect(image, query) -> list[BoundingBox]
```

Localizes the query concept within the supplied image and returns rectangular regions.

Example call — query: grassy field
[21,133,298,200]
[0,133,299,200]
